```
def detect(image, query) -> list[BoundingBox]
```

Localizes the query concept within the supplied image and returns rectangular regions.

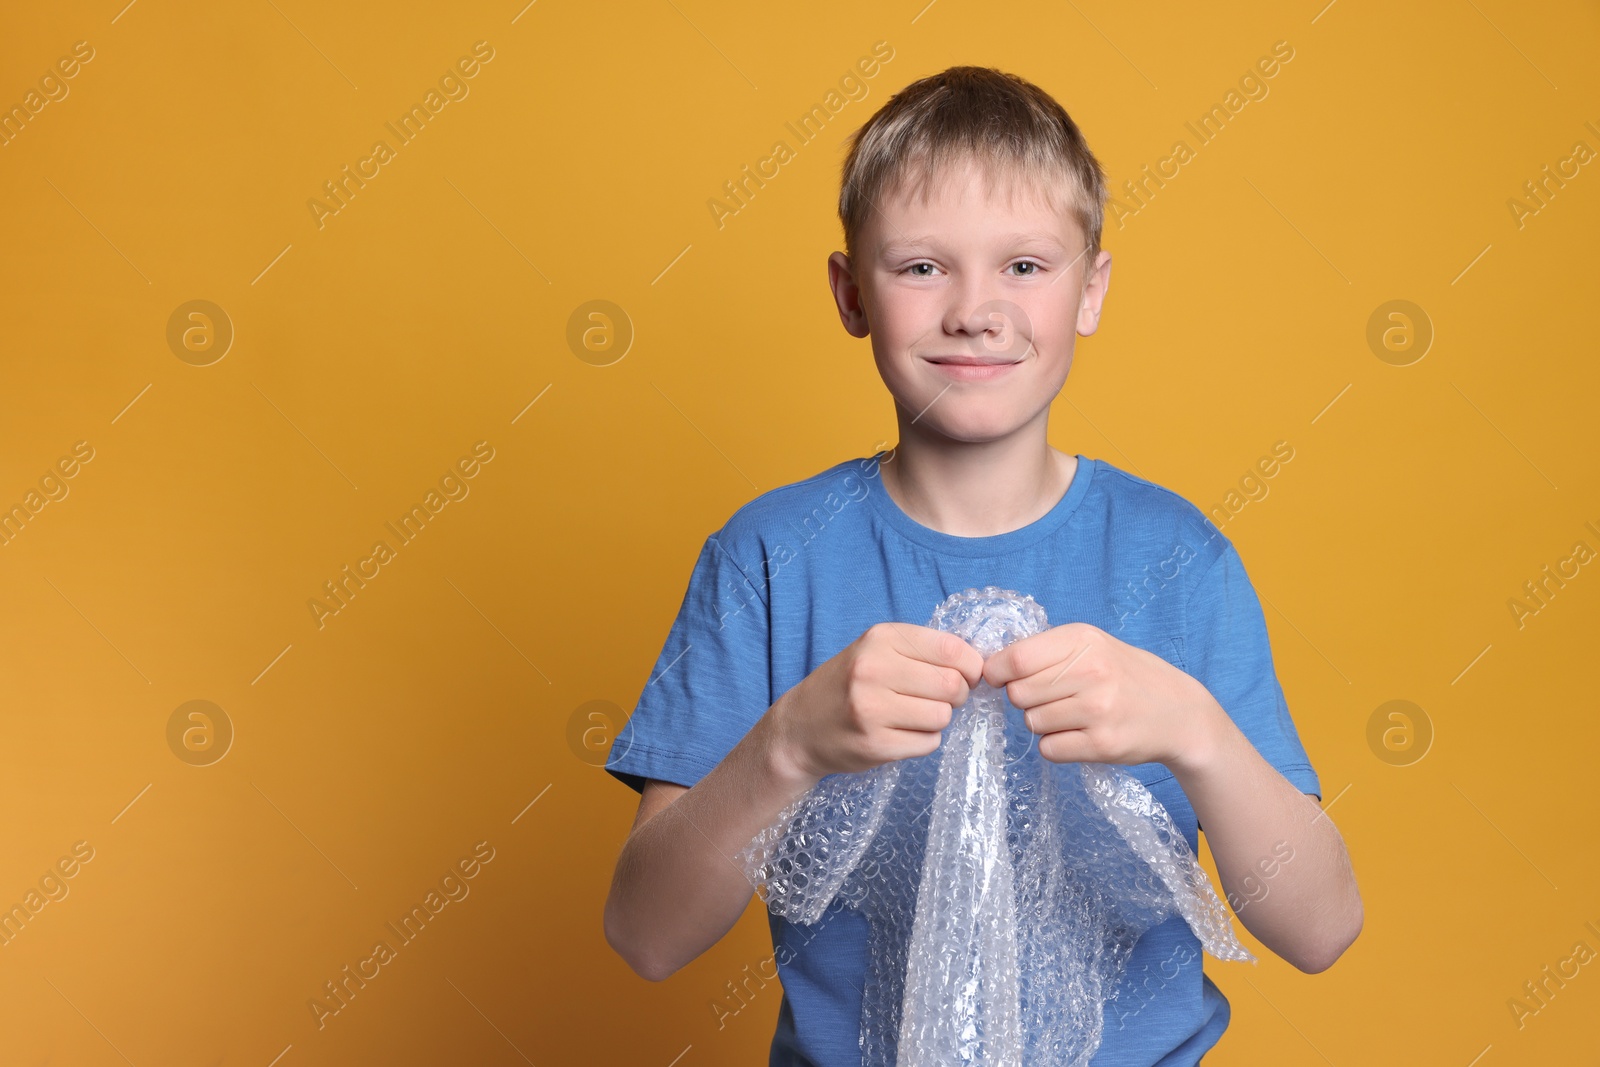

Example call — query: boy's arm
[606,620,983,982]
[604,703,816,982]
[1171,695,1362,974]
[987,630,1364,974]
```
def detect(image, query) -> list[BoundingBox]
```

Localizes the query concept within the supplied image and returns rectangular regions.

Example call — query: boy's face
[828,157,1112,447]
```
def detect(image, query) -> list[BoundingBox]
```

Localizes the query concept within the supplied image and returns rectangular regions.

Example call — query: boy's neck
[878,437,1078,538]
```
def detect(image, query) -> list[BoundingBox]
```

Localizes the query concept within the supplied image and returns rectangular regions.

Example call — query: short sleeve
[1182,538,1321,805]
[605,534,772,794]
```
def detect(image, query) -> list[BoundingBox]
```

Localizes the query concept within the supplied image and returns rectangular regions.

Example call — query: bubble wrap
[737,587,1253,1066]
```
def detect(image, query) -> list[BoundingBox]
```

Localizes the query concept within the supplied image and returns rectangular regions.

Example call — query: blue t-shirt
[606,452,1321,1066]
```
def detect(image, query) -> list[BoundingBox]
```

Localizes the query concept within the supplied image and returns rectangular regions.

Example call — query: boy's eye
[901,261,1043,277]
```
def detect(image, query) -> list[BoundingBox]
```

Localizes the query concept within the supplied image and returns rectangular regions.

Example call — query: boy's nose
[945,298,1033,361]
[941,282,998,335]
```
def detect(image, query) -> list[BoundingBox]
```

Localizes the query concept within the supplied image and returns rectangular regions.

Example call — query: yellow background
[1,0,1596,1062]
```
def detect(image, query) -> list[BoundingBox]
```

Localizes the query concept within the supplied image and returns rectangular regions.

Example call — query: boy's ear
[828,251,871,338]
[1076,250,1113,336]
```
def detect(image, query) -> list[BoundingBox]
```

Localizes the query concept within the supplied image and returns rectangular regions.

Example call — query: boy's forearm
[1169,689,1363,974]
[605,698,820,981]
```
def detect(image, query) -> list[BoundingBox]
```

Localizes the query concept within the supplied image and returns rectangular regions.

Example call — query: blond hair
[837,66,1108,275]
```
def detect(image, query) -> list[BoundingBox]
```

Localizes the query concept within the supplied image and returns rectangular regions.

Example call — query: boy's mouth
[924,357,1023,380]
[923,356,1021,366]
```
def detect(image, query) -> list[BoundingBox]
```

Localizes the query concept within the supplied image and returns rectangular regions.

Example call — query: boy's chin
[907,409,1037,445]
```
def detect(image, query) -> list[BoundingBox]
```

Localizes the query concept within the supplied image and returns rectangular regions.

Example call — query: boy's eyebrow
[877,231,1069,259]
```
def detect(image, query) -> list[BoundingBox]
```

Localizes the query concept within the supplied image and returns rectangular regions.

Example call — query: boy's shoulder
[707,454,880,544]
[1090,458,1230,561]
[704,452,1232,569]
[713,451,1222,537]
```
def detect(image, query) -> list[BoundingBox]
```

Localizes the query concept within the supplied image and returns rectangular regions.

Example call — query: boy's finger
[986,627,1057,686]
[1037,726,1098,765]
[982,646,1016,687]
[882,696,959,734]
[913,627,985,686]
[957,643,985,686]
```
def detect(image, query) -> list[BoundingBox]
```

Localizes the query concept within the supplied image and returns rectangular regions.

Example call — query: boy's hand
[770,622,986,783]
[981,623,1217,770]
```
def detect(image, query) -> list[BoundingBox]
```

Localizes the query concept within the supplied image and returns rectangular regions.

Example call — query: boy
[604,66,1361,1065]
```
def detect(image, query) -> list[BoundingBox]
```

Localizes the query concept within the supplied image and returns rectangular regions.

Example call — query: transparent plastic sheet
[737,587,1254,1066]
